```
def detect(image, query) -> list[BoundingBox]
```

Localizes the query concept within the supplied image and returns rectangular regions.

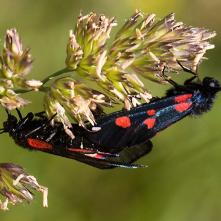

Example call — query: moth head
[202,77,221,93]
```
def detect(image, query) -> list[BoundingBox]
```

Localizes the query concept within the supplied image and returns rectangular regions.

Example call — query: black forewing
[87,95,193,151]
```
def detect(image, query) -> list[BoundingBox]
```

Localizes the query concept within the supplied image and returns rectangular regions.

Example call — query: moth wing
[50,141,152,169]
[87,95,193,149]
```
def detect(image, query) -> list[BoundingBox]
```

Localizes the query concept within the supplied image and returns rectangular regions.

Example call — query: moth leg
[160,61,198,88]
[184,75,198,85]
[162,64,199,90]
[177,60,197,75]
[161,65,179,87]
[167,79,179,87]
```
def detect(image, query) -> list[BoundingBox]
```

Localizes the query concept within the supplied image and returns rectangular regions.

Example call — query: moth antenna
[176,60,197,75]
[16,108,23,120]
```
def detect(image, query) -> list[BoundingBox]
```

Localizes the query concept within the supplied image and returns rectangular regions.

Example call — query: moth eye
[209,82,215,88]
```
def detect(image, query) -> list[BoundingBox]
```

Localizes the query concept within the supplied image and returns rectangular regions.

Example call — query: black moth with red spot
[1,111,151,169]
[1,76,221,169]
[86,76,221,152]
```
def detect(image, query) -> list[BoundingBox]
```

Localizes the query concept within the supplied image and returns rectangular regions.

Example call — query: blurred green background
[0,0,221,220]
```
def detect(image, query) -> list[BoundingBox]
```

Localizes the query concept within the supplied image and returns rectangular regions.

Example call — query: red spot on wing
[147,109,156,116]
[175,94,192,103]
[27,138,52,150]
[86,153,105,159]
[68,148,94,153]
[143,118,156,129]
[94,154,104,159]
[175,102,192,113]
[115,116,131,128]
